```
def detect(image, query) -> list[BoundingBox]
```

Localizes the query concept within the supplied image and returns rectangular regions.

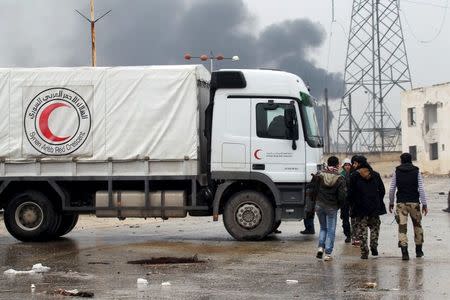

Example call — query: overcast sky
[0,0,448,134]
[246,0,450,88]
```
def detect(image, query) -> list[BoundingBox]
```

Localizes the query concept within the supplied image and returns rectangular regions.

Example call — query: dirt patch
[131,240,278,255]
[127,255,204,265]
[87,261,110,265]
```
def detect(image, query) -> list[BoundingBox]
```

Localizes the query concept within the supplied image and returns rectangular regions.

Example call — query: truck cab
[207,69,323,240]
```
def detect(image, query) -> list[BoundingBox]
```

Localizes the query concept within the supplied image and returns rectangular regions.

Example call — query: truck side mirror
[285,107,296,129]
[284,106,299,150]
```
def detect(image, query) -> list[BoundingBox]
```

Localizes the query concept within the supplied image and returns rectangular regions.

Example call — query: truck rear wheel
[223,190,274,241]
[3,191,59,242]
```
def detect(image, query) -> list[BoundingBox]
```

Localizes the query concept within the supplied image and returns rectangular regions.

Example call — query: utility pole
[331,0,336,22]
[348,93,353,153]
[324,88,330,154]
[76,0,111,67]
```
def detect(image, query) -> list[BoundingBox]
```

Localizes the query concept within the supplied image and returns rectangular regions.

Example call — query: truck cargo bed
[0,65,210,177]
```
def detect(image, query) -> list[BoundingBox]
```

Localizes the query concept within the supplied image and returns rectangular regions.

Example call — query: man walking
[389,153,428,260]
[348,155,365,247]
[348,158,386,259]
[311,156,346,261]
[340,158,352,243]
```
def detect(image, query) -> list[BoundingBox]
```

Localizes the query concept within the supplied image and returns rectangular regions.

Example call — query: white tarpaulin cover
[0,65,209,161]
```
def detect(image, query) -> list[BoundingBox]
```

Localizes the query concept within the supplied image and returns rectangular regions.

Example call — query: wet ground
[0,177,449,299]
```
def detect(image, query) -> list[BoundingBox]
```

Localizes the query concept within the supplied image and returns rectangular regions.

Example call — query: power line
[333,19,348,38]
[402,0,449,9]
[400,0,449,43]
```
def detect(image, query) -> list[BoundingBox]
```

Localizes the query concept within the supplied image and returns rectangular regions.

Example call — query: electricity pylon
[337,0,412,153]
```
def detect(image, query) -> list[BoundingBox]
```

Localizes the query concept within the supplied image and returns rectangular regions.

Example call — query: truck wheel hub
[236,204,261,229]
[15,202,44,231]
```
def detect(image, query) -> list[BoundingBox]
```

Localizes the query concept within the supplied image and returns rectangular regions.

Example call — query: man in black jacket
[348,159,386,259]
[389,153,428,260]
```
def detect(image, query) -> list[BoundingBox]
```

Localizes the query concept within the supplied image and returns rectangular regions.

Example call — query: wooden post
[90,0,96,67]
[76,0,110,67]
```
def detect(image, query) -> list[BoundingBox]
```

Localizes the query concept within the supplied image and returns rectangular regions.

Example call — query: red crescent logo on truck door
[24,87,91,156]
[39,103,71,142]
[254,149,262,160]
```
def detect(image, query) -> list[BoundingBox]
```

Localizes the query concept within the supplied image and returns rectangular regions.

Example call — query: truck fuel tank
[95,191,186,218]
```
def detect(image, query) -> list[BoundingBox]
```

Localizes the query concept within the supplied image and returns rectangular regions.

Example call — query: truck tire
[47,211,62,239]
[271,220,281,233]
[55,214,79,237]
[223,190,274,241]
[3,191,59,242]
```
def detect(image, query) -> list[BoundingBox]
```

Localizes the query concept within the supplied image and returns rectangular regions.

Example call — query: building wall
[329,151,401,177]
[401,83,450,175]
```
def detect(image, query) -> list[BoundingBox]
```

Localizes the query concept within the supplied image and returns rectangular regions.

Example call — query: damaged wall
[401,82,450,175]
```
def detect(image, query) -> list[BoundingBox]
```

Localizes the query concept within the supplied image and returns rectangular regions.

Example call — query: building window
[407,107,416,126]
[409,146,417,161]
[424,104,437,133]
[430,143,438,160]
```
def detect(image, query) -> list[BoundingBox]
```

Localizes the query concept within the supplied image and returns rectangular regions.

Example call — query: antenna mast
[76,0,111,67]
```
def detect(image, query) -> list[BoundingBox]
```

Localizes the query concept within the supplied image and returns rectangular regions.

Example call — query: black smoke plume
[0,0,344,98]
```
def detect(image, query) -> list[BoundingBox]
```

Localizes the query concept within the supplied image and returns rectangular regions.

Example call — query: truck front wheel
[3,191,59,242]
[55,214,79,237]
[223,190,274,241]
[271,220,281,233]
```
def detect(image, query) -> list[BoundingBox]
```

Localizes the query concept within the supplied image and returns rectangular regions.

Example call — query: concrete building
[401,82,450,175]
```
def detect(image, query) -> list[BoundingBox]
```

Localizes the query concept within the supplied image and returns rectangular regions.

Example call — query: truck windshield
[299,92,323,148]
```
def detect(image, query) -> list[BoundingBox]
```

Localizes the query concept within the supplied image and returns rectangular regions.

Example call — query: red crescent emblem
[254,149,262,160]
[39,103,71,142]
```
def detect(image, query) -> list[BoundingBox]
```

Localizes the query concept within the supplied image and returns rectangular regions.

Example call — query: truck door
[250,98,305,182]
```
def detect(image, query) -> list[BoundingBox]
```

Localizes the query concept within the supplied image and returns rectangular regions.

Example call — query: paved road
[0,178,449,299]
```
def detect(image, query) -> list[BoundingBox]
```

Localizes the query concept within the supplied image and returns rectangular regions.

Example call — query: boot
[316,247,324,259]
[444,192,450,212]
[416,245,424,258]
[370,247,378,256]
[401,246,409,261]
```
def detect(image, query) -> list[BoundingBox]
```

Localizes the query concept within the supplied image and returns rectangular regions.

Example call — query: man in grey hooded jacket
[310,156,347,261]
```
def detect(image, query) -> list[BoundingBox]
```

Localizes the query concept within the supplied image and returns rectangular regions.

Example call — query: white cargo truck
[0,65,323,241]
